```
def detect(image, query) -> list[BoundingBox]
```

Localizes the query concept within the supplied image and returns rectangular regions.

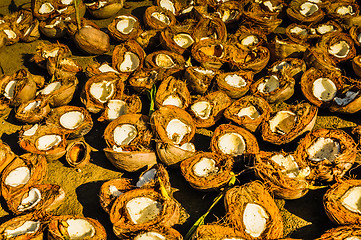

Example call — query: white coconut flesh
[61,0,74,5]
[151,12,171,25]
[109,185,123,197]
[134,231,166,240]
[4,221,40,237]
[316,25,335,35]
[162,95,183,108]
[4,29,17,39]
[263,1,283,12]
[270,154,300,178]
[36,135,62,151]
[345,237,361,240]
[38,3,54,14]
[334,90,359,106]
[41,81,62,95]
[23,124,39,136]
[257,75,280,93]
[241,35,259,47]
[113,124,137,146]
[66,219,96,239]
[237,105,260,120]
[98,1,108,9]
[119,52,140,72]
[328,41,350,58]
[16,13,25,24]
[106,99,127,120]
[24,24,36,36]
[193,157,219,177]
[191,101,212,119]
[290,26,308,36]
[116,16,137,34]
[341,186,361,214]
[89,80,115,103]
[136,168,157,188]
[18,188,42,211]
[312,78,337,102]
[155,54,175,68]
[269,110,297,135]
[42,48,59,59]
[160,0,176,14]
[4,80,17,99]
[224,74,247,88]
[220,9,239,22]
[4,166,31,187]
[272,61,291,72]
[299,2,319,17]
[307,137,340,162]
[23,101,41,112]
[179,142,196,152]
[193,68,215,76]
[243,203,269,238]
[126,197,163,224]
[336,5,354,15]
[218,132,246,156]
[173,33,194,48]
[59,111,84,130]
[166,119,192,145]
[98,63,119,74]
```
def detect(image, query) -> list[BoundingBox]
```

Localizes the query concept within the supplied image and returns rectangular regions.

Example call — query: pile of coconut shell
[2,0,361,238]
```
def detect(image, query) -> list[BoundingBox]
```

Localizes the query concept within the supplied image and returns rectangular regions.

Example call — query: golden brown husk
[39,17,67,39]
[192,17,227,43]
[160,27,194,55]
[15,98,51,124]
[352,55,361,78]
[65,140,91,168]
[191,39,227,69]
[317,224,361,239]
[230,26,267,50]
[286,0,324,24]
[108,14,143,41]
[40,76,78,107]
[268,57,307,81]
[285,23,313,44]
[145,50,185,69]
[128,68,159,93]
[0,141,16,175]
[130,226,183,240]
[216,71,253,98]
[192,224,245,240]
[86,0,125,19]
[144,6,176,30]
[156,142,195,167]
[46,56,82,80]
[31,42,72,69]
[184,66,216,94]
[303,47,339,72]
[267,36,308,61]
[231,46,270,73]
[155,76,191,109]
[242,4,282,34]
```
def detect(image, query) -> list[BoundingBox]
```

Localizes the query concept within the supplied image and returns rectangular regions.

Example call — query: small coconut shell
[230,46,270,74]
[267,36,308,61]
[193,223,245,239]
[329,77,361,114]
[65,140,92,168]
[108,14,143,41]
[317,225,361,239]
[39,17,68,39]
[286,0,324,24]
[191,39,227,69]
[214,1,243,26]
[326,1,359,21]
[31,42,72,69]
[128,68,159,93]
[15,97,51,124]
[286,23,314,44]
[268,57,307,81]
[112,40,145,75]
[46,56,82,80]
[86,0,124,19]
[295,128,357,182]
[224,181,284,239]
[231,26,267,50]
[144,6,176,30]
[160,27,195,55]
[156,141,195,167]
[193,17,227,43]
[136,164,172,193]
[184,66,217,94]
[155,76,191,109]
[309,20,343,38]
[303,47,339,72]
[145,50,185,69]
[216,70,253,98]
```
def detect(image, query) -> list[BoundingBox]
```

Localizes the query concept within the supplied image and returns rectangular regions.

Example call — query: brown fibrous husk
[317,224,361,239]
[192,223,245,239]
[216,70,254,99]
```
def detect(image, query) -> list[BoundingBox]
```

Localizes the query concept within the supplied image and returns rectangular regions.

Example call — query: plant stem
[74,0,81,31]
[147,84,156,117]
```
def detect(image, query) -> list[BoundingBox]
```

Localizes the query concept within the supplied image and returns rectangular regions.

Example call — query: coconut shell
[46,56,82,80]
[317,225,361,239]
[191,39,228,69]
[193,223,245,239]
[144,6,176,30]
[309,20,343,39]
[145,50,185,69]
[156,141,195,167]
[216,70,253,98]
[268,57,306,81]
[349,25,361,47]
[108,14,143,41]
[295,128,357,182]
[286,0,324,24]
[65,140,92,169]
[224,181,284,239]
[135,29,161,53]
[184,66,217,94]
[39,17,68,39]
[326,1,359,21]
[286,23,314,44]
[303,47,339,72]
[112,40,145,75]
[0,141,16,175]
[130,226,183,240]
[230,26,267,50]
[136,164,172,193]
[214,1,243,26]
[156,0,183,16]
[15,97,51,124]
[192,17,227,43]
[267,36,308,61]
[231,46,270,73]
[128,68,159,93]
[155,76,191,109]
[224,95,271,132]
[352,55,361,78]
[86,0,124,19]
[48,215,107,240]
[31,42,72,69]
[160,28,194,55]
[261,102,318,145]
[0,22,21,46]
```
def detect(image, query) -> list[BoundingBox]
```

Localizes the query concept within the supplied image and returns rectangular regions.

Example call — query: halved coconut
[326,2,359,20]
[296,128,357,182]
[144,6,176,30]
[184,66,216,94]
[0,213,45,239]
[98,95,142,122]
[155,76,191,109]
[86,0,125,19]
[145,50,185,69]
[46,56,82,80]
[108,14,142,41]
[286,0,324,24]
[160,28,195,54]
[193,224,246,240]
[156,141,196,167]
[15,98,51,124]
[39,16,68,39]
[65,140,92,169]
[99,178,133,213]
[131,227,182,240]
[192,16,227,43]
[112,40,144,74]
[268,57,307,81]
[128,69,159,93]
[225,181,283,239]
[216,70,254,98]
[286,23,313,44]
[31,42,71,69]
[230,26,267,51]
[191,39,226,69]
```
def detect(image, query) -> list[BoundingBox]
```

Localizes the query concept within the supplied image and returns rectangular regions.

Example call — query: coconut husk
[216,70,253,98]
[130,226,183,240]
[213,1,243,27]
[229,26,267,50]
[232,46,270,73]
[15,97,51,123]
[180,151,234,191]
[157,0,184,16]
[151,105,196,146]
[224,95,271,132]
[85,62,120,78]
[188,91,231,128]
[309,20,343,39]
[192,223,245,239]
[268,57,306,81]
[352,55,361,78]
[0,141,16,175]
[128,68,159,93]
[303,47,339,72]
[6,184,65,215]
[300,67,343,108]
[86,0,124,19]
[160,27,195,55]
[352,124,361,147]
[210,124,259,163]
[48,215,107,240]
[267,36,308,62]
[261,102,318,145]
[343,15,361,28]
[144,6,176,30]
[135,30,161,53]
[30,42,72,69]
[155,76,191,109]
[0,23,21,46]
[80,72,126,114]
[45,105,93,139]
[31,0,56,20]
[255,150,312,200]
[317,224,361,239]
[156,141,195,167]
[110,188,180,238]
[112,40,145,75]
[184,66,217,94]
[20,18,40,43]
[39,16,68,39]
[326,1,359,22]
[349,25,361,47]
[224,181,284,239]
[145,50,185,69]
[1,153,47,200]
[286,23,314,44]
[191,39,229,69]
[295,128,357,182]
[46,56,82,80]
[10,9,40,42]
[323,179,361,225]
[108,14,143,41]
[286,0,324,24]
[192,17,227,43]
[65,140,92,168]
[136,164,172,193]
[19,124,67,161]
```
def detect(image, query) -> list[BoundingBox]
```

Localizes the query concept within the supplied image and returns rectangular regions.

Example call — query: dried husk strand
[192,223,245,239]
[317,224,361,239]
[295,128,357,182]
[224,181,284,239]
[108,14,143,42]
[216,70,254,99]
[323,179,361,225]
[15,97,51,124]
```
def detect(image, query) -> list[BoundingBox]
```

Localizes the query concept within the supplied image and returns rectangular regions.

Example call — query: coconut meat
[23,101,41,112]
[272,61,291,73]
[151,12,171,25]
[61,0,74,5]
[4,80,17,99]
[4,221,41,237]
[116,16,137,35]
[160,0,176,14]
[18,188,42,211]
[109,185,123,197]
[98,63,119,74]
[270,154,300,178]
[269,110,297,135]
[312,78,337,102]
[155,54,175,68]
[126,197,162,224]
[341,186,361,214]
[41,81,62,95]
[290,26,308,36]
[316,24,335,35]
[4,29,16,39]
[173,33,194,48]
[299,2,319,17]
[220,9,239,22]
[179,142,196,152]
[89,80,115,103]
[328,41,350,58]
[263,1,283,12]
[218,132,246,156]
[59,111,85,130]
[191,101,212,119]
[257,75,279,93]
[307,137,340,162]
[193,68,215,76]
[135,232,166,240]
[23,124,39,136]
[237,105,260,120]
[136,168,157,188]
[193,157,219,177]
[66,219,95,239]
[336,5,354,15]
[241,35,259,47]
[119,52,140,72]
[162,95,183,108]
[38,2,54,14]
[4,166,31,187]
[113,124,137,146]
[166,118,192,144]
[225,74,247,88]
[345,237,361,240]
[36,134,62,151]
[106,99,127,120]
[243,203,268,238]
[334,90,359,106]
